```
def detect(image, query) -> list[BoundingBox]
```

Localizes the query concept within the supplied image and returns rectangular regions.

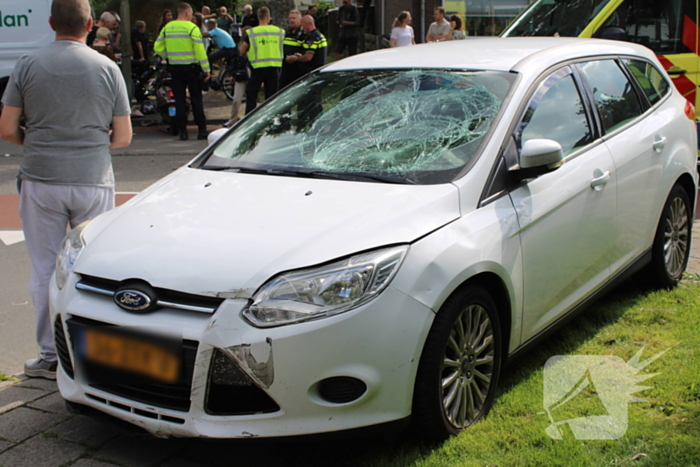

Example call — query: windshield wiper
[200,166,416,184]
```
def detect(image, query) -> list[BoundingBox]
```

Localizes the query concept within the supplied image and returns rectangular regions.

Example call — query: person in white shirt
[390,11,415,47]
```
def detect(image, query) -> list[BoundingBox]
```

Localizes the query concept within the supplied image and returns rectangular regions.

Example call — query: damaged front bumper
[50,275,435,439]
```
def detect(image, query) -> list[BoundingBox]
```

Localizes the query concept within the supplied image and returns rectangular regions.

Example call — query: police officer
[154,2,210,140]
[280,10,305,89]
[238,6,285,114]
[292,15,327,74]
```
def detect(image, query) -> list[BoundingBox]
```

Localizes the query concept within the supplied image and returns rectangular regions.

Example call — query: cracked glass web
[302,71,501,173]
[206,69,513,184]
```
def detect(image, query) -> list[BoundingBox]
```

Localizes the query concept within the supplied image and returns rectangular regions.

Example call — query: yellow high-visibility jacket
[246,25,285,69]
[154,20,210,73]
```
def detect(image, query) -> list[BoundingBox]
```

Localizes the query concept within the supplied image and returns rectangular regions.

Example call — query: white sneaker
[24,358,57,380]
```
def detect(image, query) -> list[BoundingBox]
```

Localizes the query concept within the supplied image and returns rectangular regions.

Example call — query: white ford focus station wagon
[50,38,697,440]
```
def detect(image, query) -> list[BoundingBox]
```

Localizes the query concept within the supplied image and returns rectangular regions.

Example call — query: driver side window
[519,73,593,156]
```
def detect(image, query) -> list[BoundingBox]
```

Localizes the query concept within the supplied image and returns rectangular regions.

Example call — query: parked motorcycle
[146,62,191,135]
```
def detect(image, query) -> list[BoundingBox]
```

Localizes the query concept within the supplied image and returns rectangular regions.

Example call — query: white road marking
[0,230,25,246]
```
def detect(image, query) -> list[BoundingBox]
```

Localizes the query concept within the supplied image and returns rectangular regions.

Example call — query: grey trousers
[19,180,115,362]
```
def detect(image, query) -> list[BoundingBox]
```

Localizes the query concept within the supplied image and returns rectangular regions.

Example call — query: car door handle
[653,135,667,153]
[590,169,610,191]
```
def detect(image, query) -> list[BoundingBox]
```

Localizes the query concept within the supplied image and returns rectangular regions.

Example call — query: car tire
[412,284,503,441]
[644,184,692,289]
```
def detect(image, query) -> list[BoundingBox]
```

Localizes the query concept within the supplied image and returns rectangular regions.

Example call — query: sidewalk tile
[27,393,70,415]
[0,439,14,454]
[0,407,67,442]
[0,387,47,414]
[93,435,189,466]
[0,434,84,467]
[47,416,121,448]
[16,378,58,392]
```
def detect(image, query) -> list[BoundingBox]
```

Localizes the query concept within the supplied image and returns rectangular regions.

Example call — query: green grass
[367,280,700,467]
[0,372,12,382]
[200,280,700,467]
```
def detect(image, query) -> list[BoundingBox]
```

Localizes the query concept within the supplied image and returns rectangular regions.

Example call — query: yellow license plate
[84,328,180,384]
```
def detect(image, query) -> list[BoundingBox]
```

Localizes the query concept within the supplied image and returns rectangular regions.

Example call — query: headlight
[242,245,409,327]
[55,221,90,290]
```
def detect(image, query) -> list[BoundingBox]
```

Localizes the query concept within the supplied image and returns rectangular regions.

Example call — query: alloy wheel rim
[663,197,689,278]
[441,304,495,429]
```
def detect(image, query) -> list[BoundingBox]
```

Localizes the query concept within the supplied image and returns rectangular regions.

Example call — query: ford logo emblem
[114,289,152,313]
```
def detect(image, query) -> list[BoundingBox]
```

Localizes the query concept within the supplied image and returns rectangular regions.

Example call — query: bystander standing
[91,27,118,62]
[335,0,360,60]
[0,0,132,380]
[241,4,258,30]
[448,14,467,40]
[390,11,415,47]
[158,9,173,34]
[217,6,236,35]
[86,11,117,45]
[426,7,450,42]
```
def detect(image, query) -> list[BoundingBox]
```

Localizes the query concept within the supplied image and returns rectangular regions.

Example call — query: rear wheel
[645,184,691,288]
[221,69,235,100]
[412,285,503,441]
[160,109,179,136]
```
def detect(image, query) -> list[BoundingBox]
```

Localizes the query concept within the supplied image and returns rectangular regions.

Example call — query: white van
[0,0,53,97]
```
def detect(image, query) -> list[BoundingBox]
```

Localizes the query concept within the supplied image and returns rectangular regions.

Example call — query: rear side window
[623,59,671,106]
[579,60,644,133]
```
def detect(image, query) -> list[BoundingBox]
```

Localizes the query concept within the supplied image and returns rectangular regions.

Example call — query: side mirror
[207,128,228,146]
[520,139,564,169]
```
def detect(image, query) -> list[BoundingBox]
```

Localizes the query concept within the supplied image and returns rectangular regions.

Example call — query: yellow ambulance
[501,0,700,158]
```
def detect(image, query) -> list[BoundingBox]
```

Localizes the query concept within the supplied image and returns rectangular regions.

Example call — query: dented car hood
[75,168,460,298]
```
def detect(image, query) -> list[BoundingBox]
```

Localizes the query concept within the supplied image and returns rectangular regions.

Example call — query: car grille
[76,274,224,314]
[66,315,198,412]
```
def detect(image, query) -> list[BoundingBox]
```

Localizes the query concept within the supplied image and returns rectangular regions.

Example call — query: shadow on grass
[156,280,656,467]
[498,278,650,390]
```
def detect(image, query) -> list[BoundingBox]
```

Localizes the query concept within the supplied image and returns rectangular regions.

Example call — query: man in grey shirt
[0,0,132,380]
[426,7,450,42]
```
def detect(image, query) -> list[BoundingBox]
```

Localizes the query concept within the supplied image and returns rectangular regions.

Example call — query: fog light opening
[318,377,367,404]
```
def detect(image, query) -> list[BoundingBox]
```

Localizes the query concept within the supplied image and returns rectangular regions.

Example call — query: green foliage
[0,372,12,382]
[248,0,294,27]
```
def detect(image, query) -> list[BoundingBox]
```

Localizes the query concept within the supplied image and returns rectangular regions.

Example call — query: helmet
[141,99,157,115]
[209,78,222,91]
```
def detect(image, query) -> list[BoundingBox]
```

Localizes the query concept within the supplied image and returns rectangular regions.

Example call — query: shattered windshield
[501,0,612,37]
[200,69,515,184]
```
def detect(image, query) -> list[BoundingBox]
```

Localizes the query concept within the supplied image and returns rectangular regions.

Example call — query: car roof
[322,37,659,74]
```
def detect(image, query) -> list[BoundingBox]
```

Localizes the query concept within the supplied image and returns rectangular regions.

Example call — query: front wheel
[644,184,692,288]
[412,285,503,441]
